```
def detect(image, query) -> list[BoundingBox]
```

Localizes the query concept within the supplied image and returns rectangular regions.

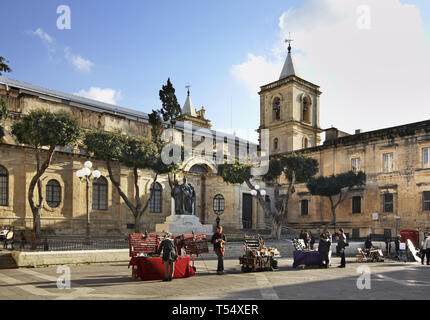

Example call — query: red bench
[182,233,209,255]
[129,233,160,279]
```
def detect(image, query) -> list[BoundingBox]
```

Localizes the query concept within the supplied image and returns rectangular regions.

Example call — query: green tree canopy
[11,109,82,237]
[307,170,366,232]
[0,56,12,76]
[217,161,253,185]
[84,130,178,232]
[0,97,8,139]
[159,78,181,126]
[307,171,366,197]
[217,154,319,239]
[12,109,81,148]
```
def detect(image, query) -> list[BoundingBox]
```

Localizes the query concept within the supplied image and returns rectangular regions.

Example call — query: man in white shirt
[424,233,430,266]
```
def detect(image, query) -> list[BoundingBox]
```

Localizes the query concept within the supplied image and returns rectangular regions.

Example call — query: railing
[16,238,129,252]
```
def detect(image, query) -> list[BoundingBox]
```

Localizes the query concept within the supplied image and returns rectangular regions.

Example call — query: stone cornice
[259,75,321,95]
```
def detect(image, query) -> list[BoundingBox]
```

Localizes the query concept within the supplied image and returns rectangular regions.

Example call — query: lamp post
[250,184,266,198]
[250,185,266,229]
[76,161,101,241]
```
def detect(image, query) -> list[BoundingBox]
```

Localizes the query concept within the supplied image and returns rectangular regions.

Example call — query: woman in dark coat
[318,233,330,268]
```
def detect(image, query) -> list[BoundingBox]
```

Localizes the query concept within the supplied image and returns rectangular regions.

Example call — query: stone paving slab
[1,257,430,300]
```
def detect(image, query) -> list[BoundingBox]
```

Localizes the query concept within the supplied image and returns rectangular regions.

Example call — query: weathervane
[285,32,293,53]
[185,84,191,96]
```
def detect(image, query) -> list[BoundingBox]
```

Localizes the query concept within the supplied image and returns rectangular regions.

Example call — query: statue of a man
[182,177,195,215]
[171,177,196,215]
[171,178,184,215]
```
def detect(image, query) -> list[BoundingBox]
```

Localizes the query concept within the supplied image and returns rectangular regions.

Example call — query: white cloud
[65,47,94,72]
[32,28,54,44]
[74,87,121,105]
[231,0,430,134]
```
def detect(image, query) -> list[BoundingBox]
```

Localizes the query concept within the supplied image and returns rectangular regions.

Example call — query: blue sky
[1,0,430,143]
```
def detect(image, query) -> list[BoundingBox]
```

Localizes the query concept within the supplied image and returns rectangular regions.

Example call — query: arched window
[273,138,279,151]
[272,98,281,121]
[189,164,208,174]
[213,194,225,215]
[0,166,8,206]
[46,179,61,208]
[93,176,108,210]
[150,182,162,213]
[302,97,311,123]
[303,137,309,149]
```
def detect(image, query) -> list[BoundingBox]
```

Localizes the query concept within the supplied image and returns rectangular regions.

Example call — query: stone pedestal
[155,214,213,236]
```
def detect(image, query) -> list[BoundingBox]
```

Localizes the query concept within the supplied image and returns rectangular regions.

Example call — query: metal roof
[0,77,150,122]
[0,77,257,146]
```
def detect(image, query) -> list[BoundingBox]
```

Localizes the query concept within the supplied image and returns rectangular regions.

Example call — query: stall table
[129,256,195,281]
[293,250,321,268]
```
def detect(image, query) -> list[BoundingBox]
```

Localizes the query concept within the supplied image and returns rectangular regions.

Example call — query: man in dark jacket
[211,226,227,275]
[318,233,331,268]
[337,228,347,268]
[157,234,178,281]
[365,236,373,250]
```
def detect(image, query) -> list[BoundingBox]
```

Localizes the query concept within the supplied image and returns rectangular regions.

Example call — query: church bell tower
[258,38,322,156]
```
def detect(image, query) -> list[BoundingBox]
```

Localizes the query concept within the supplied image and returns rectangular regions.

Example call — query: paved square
[1,256,430,300]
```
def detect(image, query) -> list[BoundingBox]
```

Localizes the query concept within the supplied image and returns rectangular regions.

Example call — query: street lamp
[76,161,101,241]
[251,185,266,197]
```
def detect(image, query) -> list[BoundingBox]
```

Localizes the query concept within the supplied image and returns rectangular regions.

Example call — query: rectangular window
[352,196,361,214]
[301,200,309,216]
[383,194,394,213]
[383,153,394,173]
[423,191,430,212]
[423,148,430,169]
[351,158,361,172]
[352,228,360,239]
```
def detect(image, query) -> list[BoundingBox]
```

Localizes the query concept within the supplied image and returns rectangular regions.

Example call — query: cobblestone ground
[1,255,430,300]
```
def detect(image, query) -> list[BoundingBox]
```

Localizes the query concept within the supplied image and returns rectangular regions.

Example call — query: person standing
[211,226,227,275]
[337,228,347,268]
[325,231,333,266]
[394,236,400,260]
[157,234,178,281]
[318,233,330,268]
[309,231,315,250]
[365,236,373,250]
[424,233,430,266]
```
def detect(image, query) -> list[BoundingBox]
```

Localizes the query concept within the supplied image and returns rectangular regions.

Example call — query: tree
[159,78,181,127]
[0,97,8,140]
[11,109,82,237]
[84,131,177,232]
[218,154,319,239]
[0,56,11,139]
[0,56,12,76]
[307,171,366,233]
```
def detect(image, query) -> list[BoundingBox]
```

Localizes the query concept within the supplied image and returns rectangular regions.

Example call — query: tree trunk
[28,146,56,239]
[323,196,339,234]
[245,179,283,240]
[106,159,139,232]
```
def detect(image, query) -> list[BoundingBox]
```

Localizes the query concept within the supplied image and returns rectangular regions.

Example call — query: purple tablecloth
[293,250,321,268]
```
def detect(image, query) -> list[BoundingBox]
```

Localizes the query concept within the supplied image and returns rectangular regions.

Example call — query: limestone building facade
[1,43,429,238]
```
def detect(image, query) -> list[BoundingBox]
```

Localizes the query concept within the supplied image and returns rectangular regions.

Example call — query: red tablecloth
[129,256,195,281]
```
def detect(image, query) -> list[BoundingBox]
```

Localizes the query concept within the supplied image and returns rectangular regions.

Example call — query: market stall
[239,234,280,272]
[128,232,207,281]
[292,239,321,268]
